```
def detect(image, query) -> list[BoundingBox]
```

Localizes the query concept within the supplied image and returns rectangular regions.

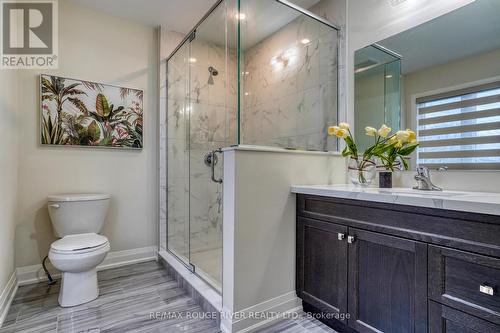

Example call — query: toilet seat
[51,233,109,254]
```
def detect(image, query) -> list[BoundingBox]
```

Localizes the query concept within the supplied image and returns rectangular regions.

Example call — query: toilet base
[59,268,99,307]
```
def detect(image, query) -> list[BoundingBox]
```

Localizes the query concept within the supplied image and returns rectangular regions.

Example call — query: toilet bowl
[49,233,110,307]
[47,193,111,307]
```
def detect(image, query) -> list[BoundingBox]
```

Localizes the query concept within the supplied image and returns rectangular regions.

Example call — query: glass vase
[347,156,376,187]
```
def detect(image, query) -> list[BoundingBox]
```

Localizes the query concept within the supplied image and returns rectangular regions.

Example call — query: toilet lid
[51,233,108,252]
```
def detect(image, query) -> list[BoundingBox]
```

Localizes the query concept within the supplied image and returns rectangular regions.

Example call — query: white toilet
[47,193,111,307]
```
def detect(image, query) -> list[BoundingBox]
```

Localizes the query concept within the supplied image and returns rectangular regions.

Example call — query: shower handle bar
[211,148,223,184]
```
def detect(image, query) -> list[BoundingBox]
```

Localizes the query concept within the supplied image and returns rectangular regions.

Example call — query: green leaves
[68,97,89,115]
[87,120,101,141]
[342,134,358,158]
[96,93,111,117]
[41,114,66,145]
[398,143,418,156]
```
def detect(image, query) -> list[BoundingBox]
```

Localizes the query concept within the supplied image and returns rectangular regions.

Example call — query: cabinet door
[297,217,348,320]
[347,228,427,333]
[429,301,500,333]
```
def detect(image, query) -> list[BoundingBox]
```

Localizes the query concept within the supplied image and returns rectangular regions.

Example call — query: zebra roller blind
[417,80,500,170]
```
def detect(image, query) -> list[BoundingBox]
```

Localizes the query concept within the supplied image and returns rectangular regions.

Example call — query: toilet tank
[47,194,111,237]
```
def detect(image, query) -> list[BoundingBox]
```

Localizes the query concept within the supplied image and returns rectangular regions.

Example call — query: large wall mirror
[354,0,500,170]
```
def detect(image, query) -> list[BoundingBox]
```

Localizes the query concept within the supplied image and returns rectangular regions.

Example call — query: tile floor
[0,260,336,333]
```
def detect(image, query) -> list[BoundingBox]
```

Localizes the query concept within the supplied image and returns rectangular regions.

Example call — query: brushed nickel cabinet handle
[347,236,356,244]
[480,284,494,296]
[337,233,345,241]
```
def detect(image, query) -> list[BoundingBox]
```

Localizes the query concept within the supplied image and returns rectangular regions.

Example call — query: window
[416,81,500,170]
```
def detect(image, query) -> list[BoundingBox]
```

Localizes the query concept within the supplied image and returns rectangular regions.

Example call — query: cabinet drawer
[429,301,499,333]
[429,245,500,324]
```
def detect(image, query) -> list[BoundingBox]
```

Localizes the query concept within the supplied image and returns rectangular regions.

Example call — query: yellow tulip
[328,126,339,136]
[406,129,417,143]
[365,126,377,137]
[339,122,350,130]
[388,135,398,145]
[335,128,348,138]
[378,124,392,138]
[395,140,403,148]
[396,130,410,143]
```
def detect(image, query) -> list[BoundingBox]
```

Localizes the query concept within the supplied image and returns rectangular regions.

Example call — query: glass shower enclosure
[165,0,340,291]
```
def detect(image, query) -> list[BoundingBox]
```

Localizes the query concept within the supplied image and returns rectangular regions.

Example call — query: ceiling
[67,0,217,33]
[68,0,326,50]
[377,0,500,74]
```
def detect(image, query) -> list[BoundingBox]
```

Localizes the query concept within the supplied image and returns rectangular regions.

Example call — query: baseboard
[16,246,157,286]
[220,291,301,333]
[98,246,157,271]
[0,272,18,327]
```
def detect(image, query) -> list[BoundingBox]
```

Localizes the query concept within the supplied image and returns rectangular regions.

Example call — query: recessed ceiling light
[235,13,246,20]
[188,57,197,63]
[300,38,311,45]
[244,92,250,96]
[386,75,393,78]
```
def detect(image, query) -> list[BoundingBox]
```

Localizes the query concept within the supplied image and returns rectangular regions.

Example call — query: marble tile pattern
[159,29,186,252]
[0,261,220,333]
[241,13,339,151]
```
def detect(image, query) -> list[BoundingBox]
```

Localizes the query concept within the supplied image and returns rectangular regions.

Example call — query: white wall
[346,0,500,192]
[0,71,19,301]
[14,0,159,268]
[222,148,346,332]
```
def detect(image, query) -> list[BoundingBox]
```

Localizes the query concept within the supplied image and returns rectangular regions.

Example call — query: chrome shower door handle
[211,148,223,184]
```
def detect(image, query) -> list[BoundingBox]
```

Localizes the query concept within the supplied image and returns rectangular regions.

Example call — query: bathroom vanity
[292,185,500,333]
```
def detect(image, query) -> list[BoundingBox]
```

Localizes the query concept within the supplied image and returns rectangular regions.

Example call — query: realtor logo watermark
[1,0,58,69]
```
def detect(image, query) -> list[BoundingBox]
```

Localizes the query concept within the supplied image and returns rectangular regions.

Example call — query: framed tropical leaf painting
[40,74,143,149]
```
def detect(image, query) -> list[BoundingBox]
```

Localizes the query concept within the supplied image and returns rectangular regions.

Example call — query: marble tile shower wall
[166,38,237,258]
[241,15,339,151]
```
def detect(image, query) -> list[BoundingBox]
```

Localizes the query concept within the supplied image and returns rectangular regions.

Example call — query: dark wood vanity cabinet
[296,194,500,333]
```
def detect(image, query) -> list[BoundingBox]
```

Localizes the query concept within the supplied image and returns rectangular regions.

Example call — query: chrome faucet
[413,166,442,191]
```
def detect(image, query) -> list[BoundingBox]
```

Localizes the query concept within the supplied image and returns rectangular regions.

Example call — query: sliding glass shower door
[167,0,235,291]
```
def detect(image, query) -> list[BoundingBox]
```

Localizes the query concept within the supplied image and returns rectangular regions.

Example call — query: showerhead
[208,66,218,85]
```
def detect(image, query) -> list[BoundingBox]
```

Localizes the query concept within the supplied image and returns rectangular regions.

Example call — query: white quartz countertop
[291,185,500,216]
